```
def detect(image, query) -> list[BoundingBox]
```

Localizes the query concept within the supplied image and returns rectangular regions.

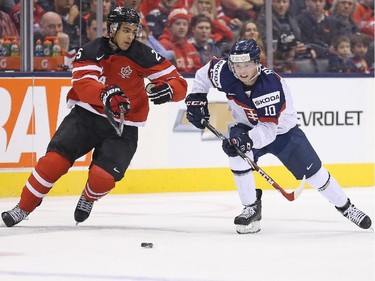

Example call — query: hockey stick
[104,106,125,137]
[201,119,305,201]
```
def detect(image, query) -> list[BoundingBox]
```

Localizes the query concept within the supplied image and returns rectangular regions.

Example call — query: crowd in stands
[0,0,373,73]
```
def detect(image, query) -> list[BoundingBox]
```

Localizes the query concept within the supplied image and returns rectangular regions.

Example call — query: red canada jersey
[67,37,188,126]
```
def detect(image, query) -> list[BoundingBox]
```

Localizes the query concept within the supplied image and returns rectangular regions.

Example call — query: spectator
[257,0,299,43]
[273,27,298,73]
[352,0,374,39]
[9,0,46,34]
[220,0,263,21]
[288,0,306,16]
[122,0,147,25]
[159,8,203,73]
[350,32,371,73]
[328,0,358,42]
[0,9,19,37]
[52,0,83,51]
[139,0,159,17]
[352,0,373,29]
[136,22,177,64]
[34,11,70,53]
[238,20,267,65]
[186,0,236,30]
[83,0,113,20]
[146,0,179,40]
[189,0,234,43]
[189,14,226,64]
[297,0,333,58]
[328,35,356,72]
[122,0,142,12]
[257,0,314,62]
[38,0,55,11]
[81,13,108,46]
[365,41,374,71]
[0,0,15,14]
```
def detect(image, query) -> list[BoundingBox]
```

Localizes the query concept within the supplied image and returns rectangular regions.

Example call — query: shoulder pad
[123,40,166,68]
[74,37,110,62]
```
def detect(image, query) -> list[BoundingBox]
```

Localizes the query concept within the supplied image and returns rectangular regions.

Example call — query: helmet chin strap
[109,37,121,50]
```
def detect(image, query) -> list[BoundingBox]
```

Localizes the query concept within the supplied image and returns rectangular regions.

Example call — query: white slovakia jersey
[190,58,298,149]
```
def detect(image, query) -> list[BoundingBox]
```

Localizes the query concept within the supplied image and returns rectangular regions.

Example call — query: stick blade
[293,175,306,200]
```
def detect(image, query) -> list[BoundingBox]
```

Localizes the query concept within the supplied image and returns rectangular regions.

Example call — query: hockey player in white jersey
[185,39,372,234]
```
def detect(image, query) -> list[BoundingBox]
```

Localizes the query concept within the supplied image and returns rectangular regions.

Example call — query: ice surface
[0,187,374,281]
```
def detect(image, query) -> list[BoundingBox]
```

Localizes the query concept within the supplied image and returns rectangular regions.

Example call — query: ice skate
[1,205,30,227]
[74,193,94,225]
[336,199,372,229]
[235,189,262,234]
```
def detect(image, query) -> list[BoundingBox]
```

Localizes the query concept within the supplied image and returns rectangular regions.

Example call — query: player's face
[113,23,138,51]
[232,61,259,85]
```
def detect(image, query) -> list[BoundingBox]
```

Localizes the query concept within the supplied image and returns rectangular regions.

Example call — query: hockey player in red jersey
[1,7,188,227]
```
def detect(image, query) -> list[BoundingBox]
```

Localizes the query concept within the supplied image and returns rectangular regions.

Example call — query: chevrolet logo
[173,102,233,140]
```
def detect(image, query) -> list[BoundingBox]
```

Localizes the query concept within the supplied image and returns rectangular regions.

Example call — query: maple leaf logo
[119,66,132,78]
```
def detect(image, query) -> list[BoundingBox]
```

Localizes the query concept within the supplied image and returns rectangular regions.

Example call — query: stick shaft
[201,120,304,201]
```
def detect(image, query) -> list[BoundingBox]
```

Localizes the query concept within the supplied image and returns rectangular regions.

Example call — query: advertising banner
[0,76,373,196]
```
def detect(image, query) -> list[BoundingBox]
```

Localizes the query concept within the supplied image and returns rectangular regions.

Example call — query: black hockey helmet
[229,39,261,64]
[107,7,141,37]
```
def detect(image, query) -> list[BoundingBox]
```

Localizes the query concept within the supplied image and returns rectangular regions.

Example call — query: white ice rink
[0,187,374,281]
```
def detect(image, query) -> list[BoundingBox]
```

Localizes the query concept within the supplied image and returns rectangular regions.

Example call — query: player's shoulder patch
[209,58,227,88]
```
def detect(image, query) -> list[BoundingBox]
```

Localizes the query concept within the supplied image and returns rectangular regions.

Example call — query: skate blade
[236,220,261,234]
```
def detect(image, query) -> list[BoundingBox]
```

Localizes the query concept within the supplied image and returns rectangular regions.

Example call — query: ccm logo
[186,101,207,106]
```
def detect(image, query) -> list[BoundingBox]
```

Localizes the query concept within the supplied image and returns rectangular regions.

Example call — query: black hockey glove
[100,85,130,118]
[146,82,173,105]
[222,132,253,157]
[185,93,209,129]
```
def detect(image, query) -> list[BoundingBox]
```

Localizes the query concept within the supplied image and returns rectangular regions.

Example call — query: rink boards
[0,76,373,197]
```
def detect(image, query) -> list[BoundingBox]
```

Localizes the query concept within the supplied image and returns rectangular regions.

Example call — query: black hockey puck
[141,242,153,248]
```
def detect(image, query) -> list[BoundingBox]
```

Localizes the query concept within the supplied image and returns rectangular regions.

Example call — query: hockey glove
[185,93,209,129]
[222,132,253,157]
[222,141,238,157]
[146,82,173,105]
[100,85,130,118]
